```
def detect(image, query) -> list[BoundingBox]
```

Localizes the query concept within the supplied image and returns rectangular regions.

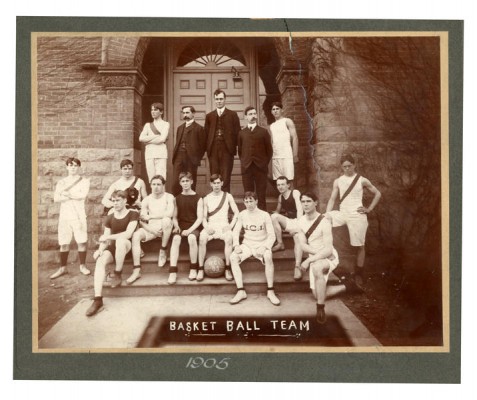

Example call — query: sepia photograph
[32,28,448,352]
[11,14,465,384]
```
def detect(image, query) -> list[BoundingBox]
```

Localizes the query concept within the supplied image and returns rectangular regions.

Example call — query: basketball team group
[50,89,381,323]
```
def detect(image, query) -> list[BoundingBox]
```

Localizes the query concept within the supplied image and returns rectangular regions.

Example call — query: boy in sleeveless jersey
[269,102,299,182]
[168,172,204,284]
[270,176,304,280]
[50,157,91,279]
[126,175,174,284]
[325,154,381,285]
[296,192,363,323]
[198,174,240,281]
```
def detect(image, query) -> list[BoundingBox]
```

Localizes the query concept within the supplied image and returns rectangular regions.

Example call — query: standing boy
[50,157,90,279]
[139,102,170,183]
[269,102,299,182]
[325,154,381,284]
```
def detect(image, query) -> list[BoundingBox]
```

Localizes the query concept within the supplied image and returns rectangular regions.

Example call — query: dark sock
[114,270,122,276]
[133,265,141,270]
[317,303,325,310]
[60,251,69,267]
[78,251,86,264]
[161,245,168,251]
[169,266,178,273]
[190,263,198,271]
[94,296,103,303]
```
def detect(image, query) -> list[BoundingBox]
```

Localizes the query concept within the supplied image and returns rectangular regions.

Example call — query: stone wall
[36,36,145,265]
[308,37,441,270]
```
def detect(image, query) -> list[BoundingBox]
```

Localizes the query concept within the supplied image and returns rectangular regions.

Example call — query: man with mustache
[171,105,206,195]
[237,106,273,211]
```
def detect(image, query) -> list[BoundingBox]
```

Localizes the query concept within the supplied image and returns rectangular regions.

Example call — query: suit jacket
[204,108,241,156]
[238,125,273,172]
[172,121,206,166]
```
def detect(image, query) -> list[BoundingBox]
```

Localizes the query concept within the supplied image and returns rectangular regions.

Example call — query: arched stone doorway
[139,36,281,195]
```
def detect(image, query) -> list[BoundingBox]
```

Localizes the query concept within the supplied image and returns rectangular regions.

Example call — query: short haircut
[151,102,164,112]
[276,176,290,184]
[120,159,134,168]
[182,105,195,113]
[111,189,128,200]
[271,101,283,109]
[244,106,256,115]
[210,173,223,183]
[340,154,355,165]
[66,157,81,166]
[243,191,258,201]
[179,171,193,181]
[214,89,226,98]
[300,191,318,202]
[150,175,166,184]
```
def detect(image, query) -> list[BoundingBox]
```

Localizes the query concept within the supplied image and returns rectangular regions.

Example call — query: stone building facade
[36,35,442,279]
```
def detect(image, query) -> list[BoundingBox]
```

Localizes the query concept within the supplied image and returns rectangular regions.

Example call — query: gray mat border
[14,17,463,382]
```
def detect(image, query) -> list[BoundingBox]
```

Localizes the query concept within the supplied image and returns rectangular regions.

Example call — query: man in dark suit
[172,106,206,195]
[204,89,241,193]
[238,106,273,211]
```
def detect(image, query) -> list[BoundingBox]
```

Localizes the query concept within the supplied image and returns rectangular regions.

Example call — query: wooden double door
[172,70,250,196]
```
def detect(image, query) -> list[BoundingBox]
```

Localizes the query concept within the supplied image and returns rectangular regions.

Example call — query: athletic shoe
[294,267,302,281]
[225,269,234,281]
[126,269,141,285]
[196,270,204,282]
[316,307,326,324]
[267,291,281,306]
[229,290,247,304]
[188,269,197,281]
[167,273,177,285]
[79,265,91,276]
[109,273,122,288]
[86,298,103,317]
[158,250,167,267]
[272,243,285,252]
[50,267,67,279]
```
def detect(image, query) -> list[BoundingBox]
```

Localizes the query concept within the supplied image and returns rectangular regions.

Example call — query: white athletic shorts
[141,219,165,242]
[328,210,368,246]
[309,250,339,290]
[58,218,87,246]
[285,217,298,233]
[234,243,270,265]
[272,158,294,180]
[200,222,231,241]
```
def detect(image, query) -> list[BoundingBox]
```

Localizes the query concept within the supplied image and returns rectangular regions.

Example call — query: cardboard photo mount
[15,17,463,382]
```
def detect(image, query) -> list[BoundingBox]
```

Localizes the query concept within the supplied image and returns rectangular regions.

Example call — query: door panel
[173,70,249,196]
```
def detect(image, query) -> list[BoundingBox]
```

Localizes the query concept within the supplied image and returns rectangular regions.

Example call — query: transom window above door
[177,38,246,67]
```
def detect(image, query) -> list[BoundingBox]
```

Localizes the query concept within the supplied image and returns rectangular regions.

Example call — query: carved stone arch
[134,37,151,68]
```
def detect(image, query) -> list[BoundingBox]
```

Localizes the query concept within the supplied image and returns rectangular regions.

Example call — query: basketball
[204,256,226,278]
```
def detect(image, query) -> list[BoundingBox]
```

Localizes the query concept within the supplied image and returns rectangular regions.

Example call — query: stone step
[102,269,324,297]
[134,247,299,271]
